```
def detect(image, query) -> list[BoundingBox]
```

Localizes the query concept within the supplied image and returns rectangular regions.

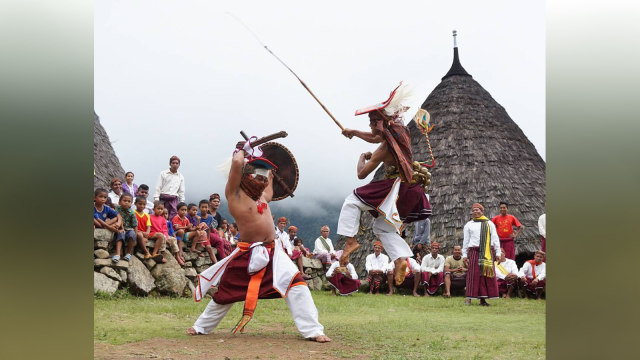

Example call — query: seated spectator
[519,250,546,300]
[326,258,360,296]
[443,245,468,298]
[112,193,138,263]
[288,225,299,249]
[411,243,424,263]
[148,201,169,263]
[228,222,240,247]
[275,217,293,256]
[495,248,520,298]
[94,188,120,232]
[198,200,223,262]
[386,257,421,297]
[184,203,207,258]
[365,241,389,295]
[171,202,199,266]
[420,242,445,296]
[108,177,123,209]
[135,184,154,214]
[133,196,153,260]
[313,225,343,272]
[122,171,138,195]
[291,238,312,280]
[161,207,183,265]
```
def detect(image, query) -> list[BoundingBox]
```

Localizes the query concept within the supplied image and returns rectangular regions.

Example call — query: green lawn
[94,291,545,359]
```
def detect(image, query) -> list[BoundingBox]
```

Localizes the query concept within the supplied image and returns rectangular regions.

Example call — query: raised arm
[342,128,384,144]
[263,171,274,203]
[225,150,245,199]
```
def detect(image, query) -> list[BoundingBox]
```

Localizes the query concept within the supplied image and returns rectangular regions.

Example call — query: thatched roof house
[338,34,545,275]
[94,112,125,190]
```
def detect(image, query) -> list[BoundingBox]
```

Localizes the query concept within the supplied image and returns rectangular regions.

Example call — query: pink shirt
[149,214,169,237]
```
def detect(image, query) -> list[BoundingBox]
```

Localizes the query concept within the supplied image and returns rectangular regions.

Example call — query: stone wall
[94,229,341,296]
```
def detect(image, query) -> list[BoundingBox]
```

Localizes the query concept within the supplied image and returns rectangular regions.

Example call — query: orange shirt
[491,214,521,239]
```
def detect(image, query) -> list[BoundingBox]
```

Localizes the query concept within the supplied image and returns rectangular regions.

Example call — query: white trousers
[192,285,325,339]
[336,192,412,262]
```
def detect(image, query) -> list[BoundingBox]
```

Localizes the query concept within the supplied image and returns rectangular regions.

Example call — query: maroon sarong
[366,272,385,293]
[499,238,515,260]
[213,247,306,305]
[497,277,518,295]
[524,278,546,293]
[354,178,431,223]
[446,272,467,292]
[210,232,233,261]
[421,272,445,295]
[159,194,179,220]
[541,236,546,252]
[398,272,416,289]
[465,247,499,299]
[328,273,361,295]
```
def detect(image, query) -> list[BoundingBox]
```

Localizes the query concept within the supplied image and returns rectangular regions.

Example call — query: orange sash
[527,259,537,279]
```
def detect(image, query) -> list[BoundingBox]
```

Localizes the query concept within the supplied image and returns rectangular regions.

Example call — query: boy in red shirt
[491,202,523,260]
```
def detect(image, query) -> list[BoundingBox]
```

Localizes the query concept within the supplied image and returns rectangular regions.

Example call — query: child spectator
[191,200,217,264]
[122,171,138,195]
[94,188,120,232]
[162,207,183,265]
[108,177,123,209]
[135,184,154,214]
[148,201,169,263]
[133,196,153,260]
[292,238,312,280]
[171,202,197,266]
[112,193,138,263]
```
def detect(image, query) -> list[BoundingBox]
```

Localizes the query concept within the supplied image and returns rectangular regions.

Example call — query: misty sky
[95,0,545,213]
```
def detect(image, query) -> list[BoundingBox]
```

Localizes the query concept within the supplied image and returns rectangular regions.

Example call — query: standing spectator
[538,208,546,253]
[94,188,120,232]
[154,155,185,220]
[420,242,445,296]
[463,203,500,306]
[365,241,389,295]
[519,251,546,300]
[443,245,467,298]
[326,258,360,296]
[107,177,123,209]
[491,202,523,260]
[495,248,520,298]
[412,193,431,249]
[122,171,138,195]
[313,225,343,272]
[275,217,293,256]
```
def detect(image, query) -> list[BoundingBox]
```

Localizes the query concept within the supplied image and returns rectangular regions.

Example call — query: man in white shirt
[365,241,389,294]
[519,250,546,300]
[420,242,445,296]
[462,203,501,306]
[275,216,292,256]
[326,259,360,296]
[538,210,546,253]
[386,257,421,297]
[313,225,342,272]
[153,155,185,220]
[494,248,520,298]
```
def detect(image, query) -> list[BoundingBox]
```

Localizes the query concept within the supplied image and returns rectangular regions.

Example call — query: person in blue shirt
[94,188,121,232]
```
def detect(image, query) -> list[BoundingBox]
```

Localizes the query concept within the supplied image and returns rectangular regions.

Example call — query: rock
[194,256,206,267]
[184,261,193,268]
[111,260,129,270]
[94,272,119,295]
[183,280,195,297]
[100,266,121,282]
[94,241,110,250]
[184,267,197,279]
[150,251,187,296]
[94,228,114,242]
[196,265,210,273]
[143,258,156,270]
[118,269,127,283]
[312,276,323,291]
[358,279,370,292]
[146,239,156,249]
[183,252,199,262]
[94,258,112,268]
[302,257,323,270]
[127,255,156,295]
[94,249,110,259]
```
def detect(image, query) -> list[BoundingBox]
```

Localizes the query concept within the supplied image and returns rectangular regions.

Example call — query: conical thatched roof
[338,41,545,276]
[94,112,125,190]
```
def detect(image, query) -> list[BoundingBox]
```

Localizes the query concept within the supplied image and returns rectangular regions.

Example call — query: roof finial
[453,30,458,48]
[442,30,472,80]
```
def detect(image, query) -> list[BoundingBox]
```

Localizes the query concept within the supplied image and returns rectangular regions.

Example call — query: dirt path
[94,332,367,360]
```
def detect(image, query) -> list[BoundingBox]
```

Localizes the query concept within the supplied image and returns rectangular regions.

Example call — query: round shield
[260,142,299,201]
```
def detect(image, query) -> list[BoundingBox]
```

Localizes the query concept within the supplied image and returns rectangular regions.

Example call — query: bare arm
[263,171,274,203]
[342,128,384,144]
[514,225,523,239]
[225,151,245,199]
[357,146,385,179]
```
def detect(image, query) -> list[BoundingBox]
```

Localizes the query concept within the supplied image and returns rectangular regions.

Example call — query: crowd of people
[93,156,546,305]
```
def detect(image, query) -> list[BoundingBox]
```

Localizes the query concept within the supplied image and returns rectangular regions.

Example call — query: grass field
[94,291,545,359]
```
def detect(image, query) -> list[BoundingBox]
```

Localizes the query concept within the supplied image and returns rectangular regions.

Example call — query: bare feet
[186,327,199,335]
[394,258,407,286]
[340,237,360,262]
[413,292,420,297]
[311,335,332,343]
[424,292,430,297]
[443,293,450,298]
